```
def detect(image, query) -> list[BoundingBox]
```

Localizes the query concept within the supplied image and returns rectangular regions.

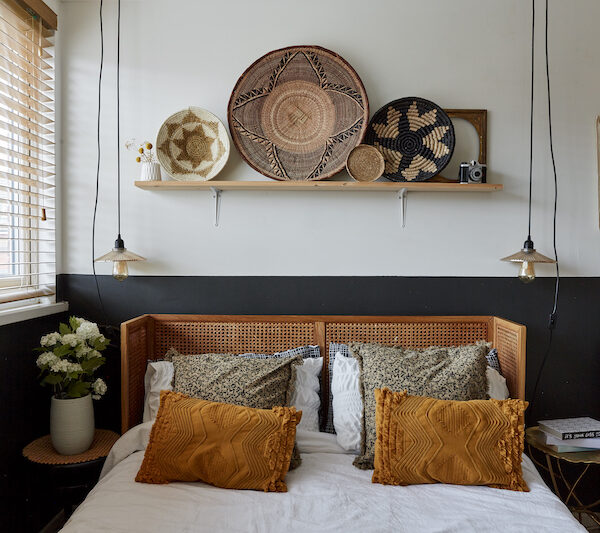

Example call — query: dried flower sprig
[125,138,158,163]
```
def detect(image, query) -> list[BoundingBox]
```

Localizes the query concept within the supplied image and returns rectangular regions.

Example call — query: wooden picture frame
[432,109,487,182]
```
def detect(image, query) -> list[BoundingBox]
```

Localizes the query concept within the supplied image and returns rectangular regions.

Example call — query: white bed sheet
[62,424,585,533]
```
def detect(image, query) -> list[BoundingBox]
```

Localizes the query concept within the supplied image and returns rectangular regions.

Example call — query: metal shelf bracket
[399,188,408,228]
[210,187,222,227]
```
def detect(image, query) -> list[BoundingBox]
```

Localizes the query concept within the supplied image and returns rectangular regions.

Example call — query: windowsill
[0,301,69,327]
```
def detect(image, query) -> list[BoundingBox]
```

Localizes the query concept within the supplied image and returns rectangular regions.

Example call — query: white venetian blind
[0,0,55,306]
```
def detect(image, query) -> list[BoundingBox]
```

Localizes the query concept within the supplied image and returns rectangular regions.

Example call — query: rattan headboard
[120,315,526,433]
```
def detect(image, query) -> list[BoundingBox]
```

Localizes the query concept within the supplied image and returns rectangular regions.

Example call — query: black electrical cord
[530,0,561,416]
[527,0,535,241]
[117,0,121,237]
[91,0,108,325]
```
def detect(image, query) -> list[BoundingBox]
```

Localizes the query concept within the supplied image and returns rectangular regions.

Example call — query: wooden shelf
[134,180,503,192]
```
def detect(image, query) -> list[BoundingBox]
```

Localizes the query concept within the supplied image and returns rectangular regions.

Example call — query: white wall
[59,0,600,277]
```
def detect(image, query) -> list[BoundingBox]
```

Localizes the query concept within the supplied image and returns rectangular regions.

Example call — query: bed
[61,315,586,532]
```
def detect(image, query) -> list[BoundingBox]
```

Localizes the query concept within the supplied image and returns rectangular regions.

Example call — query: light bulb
[112,260,129,281]
[518,261,535,284]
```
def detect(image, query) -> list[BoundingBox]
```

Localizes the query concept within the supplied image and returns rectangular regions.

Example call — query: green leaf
[53,344,71,357]
[80,358,104,373]
[42,374,63,385]
[59,323,71,335]
[66,381,90,398]
[69,317,81,331]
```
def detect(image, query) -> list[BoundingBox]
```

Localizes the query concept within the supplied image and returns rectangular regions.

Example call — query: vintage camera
[459,160,487,183]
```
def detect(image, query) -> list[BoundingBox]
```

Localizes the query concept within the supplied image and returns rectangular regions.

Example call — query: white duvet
[62,423,585,533]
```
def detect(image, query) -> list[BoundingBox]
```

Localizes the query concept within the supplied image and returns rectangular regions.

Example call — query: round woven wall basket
[228,46,369,181]
[364,97,455,182]
[156,107,230,181]
[346,144,384,182]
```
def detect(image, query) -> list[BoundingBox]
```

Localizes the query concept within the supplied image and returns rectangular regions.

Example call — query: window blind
[0,0,55,306]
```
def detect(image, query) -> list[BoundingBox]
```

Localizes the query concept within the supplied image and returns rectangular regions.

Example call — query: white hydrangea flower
[61,334,79,347]
[68,362,83,373]
[50,359,71,373]
[36,352,58,368]
[92,378,107,398]
[40,332,61,347]
[75,344,92,359]
[76,321,101,341]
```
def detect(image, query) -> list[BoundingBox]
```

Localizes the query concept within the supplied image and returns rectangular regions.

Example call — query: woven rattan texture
[326,321,489,349]
[23,430,119,465]
[153,321,315,359]
[495,323,520,399]
[127,321,150,431]
[228,46,369,181]
[365,97,455,182]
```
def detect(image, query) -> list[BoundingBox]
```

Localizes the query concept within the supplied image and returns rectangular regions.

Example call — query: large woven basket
[364,97,455,182]
[228,46,369,181]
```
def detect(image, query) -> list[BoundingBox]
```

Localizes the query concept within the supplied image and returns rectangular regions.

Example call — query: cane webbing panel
[121,317,151,434]
[326,321,490,348]
[495,322,521,400]
[152,321,315,359]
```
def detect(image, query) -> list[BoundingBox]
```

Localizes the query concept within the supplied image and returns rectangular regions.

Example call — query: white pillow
[487,366,510,400]
[142,361,174,422]
[330,354,510,452]
[290,357,323,432]
[331,353,363,453]
[142,357,323,431]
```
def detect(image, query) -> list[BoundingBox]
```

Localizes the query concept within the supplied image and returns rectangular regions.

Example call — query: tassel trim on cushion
[263,406,302,492]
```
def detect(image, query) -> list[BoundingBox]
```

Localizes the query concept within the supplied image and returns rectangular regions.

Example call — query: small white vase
[50,394,95,455]
[140,162,161,181]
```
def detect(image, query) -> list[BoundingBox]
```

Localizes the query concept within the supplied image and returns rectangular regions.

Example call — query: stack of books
[538,417,600,452]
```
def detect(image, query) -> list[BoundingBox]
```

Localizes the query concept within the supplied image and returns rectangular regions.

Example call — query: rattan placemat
[228,45,369,181]
[23,429,120,465]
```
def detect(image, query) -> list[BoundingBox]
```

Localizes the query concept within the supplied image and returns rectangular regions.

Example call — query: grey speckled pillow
[169,350,302,410]
[349,342,489,470]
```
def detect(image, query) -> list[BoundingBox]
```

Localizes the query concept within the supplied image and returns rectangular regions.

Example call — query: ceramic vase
[50,394,95,455]
[140,162,161,181]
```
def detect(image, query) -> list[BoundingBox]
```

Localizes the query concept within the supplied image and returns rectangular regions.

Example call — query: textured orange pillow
[136,391,302,492]
[372,388,529,491]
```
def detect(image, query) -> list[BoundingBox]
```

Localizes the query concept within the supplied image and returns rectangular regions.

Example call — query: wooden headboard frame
[120,314,526,434]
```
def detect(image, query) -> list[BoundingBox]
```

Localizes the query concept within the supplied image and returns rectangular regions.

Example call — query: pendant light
[94,0,145,281]
[501,0,555,283]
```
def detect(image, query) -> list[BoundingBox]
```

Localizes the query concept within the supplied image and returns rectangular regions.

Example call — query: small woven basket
[346,145,385,182]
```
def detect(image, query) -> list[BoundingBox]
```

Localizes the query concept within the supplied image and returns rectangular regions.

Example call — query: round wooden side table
[526,426,600,527]
[23,429,119,519]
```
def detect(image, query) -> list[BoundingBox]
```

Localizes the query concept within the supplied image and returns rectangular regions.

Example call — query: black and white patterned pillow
[239,345,321,360]
[486,348,502,374]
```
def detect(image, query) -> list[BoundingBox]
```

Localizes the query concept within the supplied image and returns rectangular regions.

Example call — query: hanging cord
[117,0,121,237]
[91,0,108,325]
[527,0,535,240]
[530,0,560,415]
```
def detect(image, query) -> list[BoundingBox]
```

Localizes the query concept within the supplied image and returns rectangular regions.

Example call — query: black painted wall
[58,274,600,423]
[0,313,67,532]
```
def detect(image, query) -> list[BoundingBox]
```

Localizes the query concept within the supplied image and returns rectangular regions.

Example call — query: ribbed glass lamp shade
[94,248,146,263]
[94,235,145,281]
[500,248,556,263]
[501,239,555,284]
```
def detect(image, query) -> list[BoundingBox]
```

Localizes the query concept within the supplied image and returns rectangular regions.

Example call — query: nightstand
[23,429,119,519]
[526,426,600,528]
